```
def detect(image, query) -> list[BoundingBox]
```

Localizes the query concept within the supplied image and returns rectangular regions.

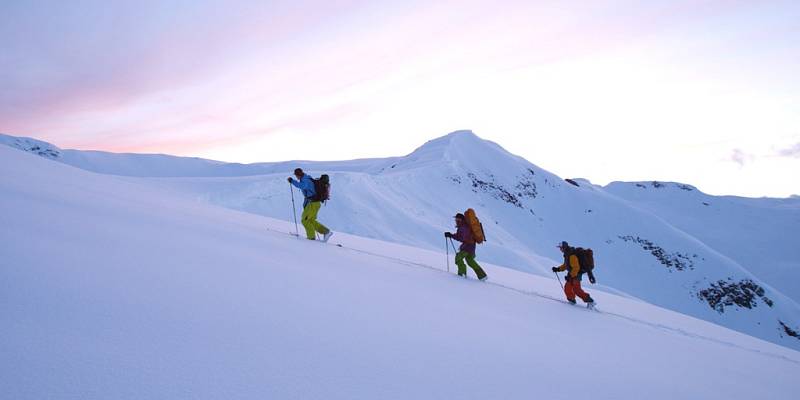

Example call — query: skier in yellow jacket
[552,241,596,306]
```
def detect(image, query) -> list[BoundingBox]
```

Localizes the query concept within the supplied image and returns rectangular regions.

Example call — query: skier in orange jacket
[552,241,596,306]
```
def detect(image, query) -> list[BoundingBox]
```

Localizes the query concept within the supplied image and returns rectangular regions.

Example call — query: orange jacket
[554,254,581,278]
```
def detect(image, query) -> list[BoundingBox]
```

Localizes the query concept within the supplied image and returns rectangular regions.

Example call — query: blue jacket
[290,174,316,207]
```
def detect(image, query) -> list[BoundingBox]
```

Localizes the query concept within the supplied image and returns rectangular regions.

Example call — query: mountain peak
[411,130,501,155]
[374,129,535,175]
[443,129,479,139]
[395,130,499,167]
[424,130,481,147]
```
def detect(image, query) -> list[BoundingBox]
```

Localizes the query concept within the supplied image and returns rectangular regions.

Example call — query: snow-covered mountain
[2,137,799,399]
[0,133,385,177]
[605,181,800,304]
[2,131,799,352]
[0,133,247,177]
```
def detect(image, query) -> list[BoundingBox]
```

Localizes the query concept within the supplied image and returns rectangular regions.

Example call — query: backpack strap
[563,248,572,269]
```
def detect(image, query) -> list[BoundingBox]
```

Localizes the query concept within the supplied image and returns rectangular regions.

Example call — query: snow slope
[128,131,800,351]
[3,131,800,353]
[605,181,800,303]
[2,138,799,399]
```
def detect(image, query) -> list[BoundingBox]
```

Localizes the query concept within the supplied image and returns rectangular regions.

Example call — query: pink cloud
[3,0,795,161]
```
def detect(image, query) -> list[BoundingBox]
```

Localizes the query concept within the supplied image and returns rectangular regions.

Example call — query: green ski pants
[301,201,330,240]
[455,251,487,279]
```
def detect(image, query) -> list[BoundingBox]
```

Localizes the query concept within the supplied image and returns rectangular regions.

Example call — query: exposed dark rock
[779,321,800,339]
[697,278,773,313]
[467,173,523,208]
[565,178,579,187]
[618,235,696,271]
[515,169,538,200]
[9,139,61,159]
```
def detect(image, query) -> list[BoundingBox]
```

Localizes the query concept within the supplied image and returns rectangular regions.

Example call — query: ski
[274,228,343,247]
[559,299,600,313]
[454,274,489,282]
[264,226,336,244]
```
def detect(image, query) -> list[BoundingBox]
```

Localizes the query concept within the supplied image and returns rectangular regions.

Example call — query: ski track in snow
[263,226,800,365]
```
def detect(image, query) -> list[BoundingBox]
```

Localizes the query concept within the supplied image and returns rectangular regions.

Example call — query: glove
[444,232,452,238]
[551,267,559,273]
[287,177,293,183]
[588,272,596,284]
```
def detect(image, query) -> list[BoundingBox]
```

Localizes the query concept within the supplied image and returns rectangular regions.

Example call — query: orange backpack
[464,208,486,244]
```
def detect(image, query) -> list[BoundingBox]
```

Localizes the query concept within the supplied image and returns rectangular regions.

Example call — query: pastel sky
[2,0,799,197]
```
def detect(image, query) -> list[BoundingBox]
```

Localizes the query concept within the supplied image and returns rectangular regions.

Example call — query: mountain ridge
[3,130,795,199]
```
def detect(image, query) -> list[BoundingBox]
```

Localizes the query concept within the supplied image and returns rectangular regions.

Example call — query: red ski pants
[564,280,591,302]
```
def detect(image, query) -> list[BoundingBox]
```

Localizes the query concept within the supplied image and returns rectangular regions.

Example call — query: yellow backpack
[464,208,486,244]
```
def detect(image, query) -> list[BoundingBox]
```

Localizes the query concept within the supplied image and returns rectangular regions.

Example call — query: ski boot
[585,296,596,310]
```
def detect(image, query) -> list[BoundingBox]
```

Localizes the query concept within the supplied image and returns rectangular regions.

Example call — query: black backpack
[311,174,330,202]
[573,247,595,273]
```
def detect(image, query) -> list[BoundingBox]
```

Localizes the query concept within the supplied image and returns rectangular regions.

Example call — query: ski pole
[289,181,299,238]
[445,236,450,273]
[554,271,564,291]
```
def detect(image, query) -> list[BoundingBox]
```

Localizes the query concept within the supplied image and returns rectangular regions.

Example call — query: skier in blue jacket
[288,168,332,241]
[289,169,316,208]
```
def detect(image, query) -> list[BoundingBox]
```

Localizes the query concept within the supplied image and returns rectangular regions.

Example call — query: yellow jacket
[555,254,581,278]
